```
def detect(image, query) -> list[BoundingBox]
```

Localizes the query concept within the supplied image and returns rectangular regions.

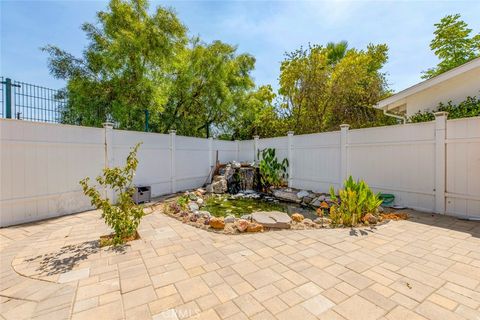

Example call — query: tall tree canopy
[44,0,256,137]
[158,39,255,137]
[422,14,480,79]
[278,42,394,134]
[44,0,187,130]
[44,0,399,139]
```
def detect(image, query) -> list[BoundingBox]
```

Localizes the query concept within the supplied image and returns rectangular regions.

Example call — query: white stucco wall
[404,67,480,116]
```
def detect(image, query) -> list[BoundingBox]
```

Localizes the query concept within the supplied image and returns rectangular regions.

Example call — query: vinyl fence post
[434,112,448,214]
[208,137,213,168]
[235,140,240,162]
[170,130,177,193]
[253,135,259,162]
[103,122,115,202]
[287,131,294,188]
[340,124,350,186]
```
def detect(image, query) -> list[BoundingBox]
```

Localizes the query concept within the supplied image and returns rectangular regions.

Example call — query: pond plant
[329,176,383,227]
[258,148,289,190]
[80,142,144,245]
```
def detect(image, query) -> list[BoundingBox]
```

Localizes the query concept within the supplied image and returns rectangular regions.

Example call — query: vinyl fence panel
[0,120,104,226]
[446,117,480,219]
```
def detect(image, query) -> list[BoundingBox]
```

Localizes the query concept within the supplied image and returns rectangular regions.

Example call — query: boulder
[291,213,304,222]
[246,223,264,232]
[235,219,249,232]
[252,211,291,229]
[206,178,227,194]
[272,189,301,203]
[363,213,378,225]
[213,175,224,182]
[224,215,236,224]
[209,217,225,229]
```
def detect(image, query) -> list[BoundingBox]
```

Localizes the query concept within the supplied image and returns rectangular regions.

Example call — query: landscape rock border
[159,187,402,235]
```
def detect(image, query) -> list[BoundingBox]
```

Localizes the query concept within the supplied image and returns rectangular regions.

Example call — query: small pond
[203,194,318,220]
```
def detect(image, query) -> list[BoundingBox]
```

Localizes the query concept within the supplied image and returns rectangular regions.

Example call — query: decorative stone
[320,201,330,209]
[224,215,235,224]
[303,218,315,227]
[196,198,204,205]
[241,214,252,221]
[231,161,241,169]
[246,223,263,232]
[291,213,304,222]
[302,195,315,205]
[314,217,331,225]
[188,202,199,212]
[235,219,249,232]
[252,211,291,229]
[209,217,225,229]
[297,190,309,198]
[224,223,237,234]
[210,179,227,194]
[196,211,211,219]
[196,188,206,195]
[310,195,326,207]
[272,189,301,203]
[363,213,377,224]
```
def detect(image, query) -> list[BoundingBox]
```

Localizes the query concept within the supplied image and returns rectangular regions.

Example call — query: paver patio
[1,207,479,320]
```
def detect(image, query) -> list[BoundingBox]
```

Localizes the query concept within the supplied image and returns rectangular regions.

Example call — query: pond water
[203,194,318,220]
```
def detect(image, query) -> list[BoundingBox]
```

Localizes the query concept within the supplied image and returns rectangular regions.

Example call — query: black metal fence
[1,77,66,123]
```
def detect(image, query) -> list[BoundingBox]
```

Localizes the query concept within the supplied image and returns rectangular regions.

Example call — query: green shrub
[176,195,188,209]
[258,148,289,189]
[409,95,480,123]
[329,176,383,226]
[80,142,144,245]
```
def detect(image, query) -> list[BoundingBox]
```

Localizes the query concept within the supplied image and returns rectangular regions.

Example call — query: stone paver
[1,208,480,319]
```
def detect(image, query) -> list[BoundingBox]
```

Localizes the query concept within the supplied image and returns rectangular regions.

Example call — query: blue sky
[1,0,479,93]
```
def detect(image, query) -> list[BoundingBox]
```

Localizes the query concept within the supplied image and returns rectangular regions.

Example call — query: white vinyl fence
[255,113,480,219]
[1,113,479,226]
[0,120,239,226]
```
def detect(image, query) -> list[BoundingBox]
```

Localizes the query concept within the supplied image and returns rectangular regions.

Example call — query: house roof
[375,57,480,110]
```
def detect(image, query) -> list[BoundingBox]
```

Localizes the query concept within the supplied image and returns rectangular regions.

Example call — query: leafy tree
[158,40,256,137]
[278,42,394,134]
[224,85,288,139]
[43,0,187,130]
[422,14,480,79]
